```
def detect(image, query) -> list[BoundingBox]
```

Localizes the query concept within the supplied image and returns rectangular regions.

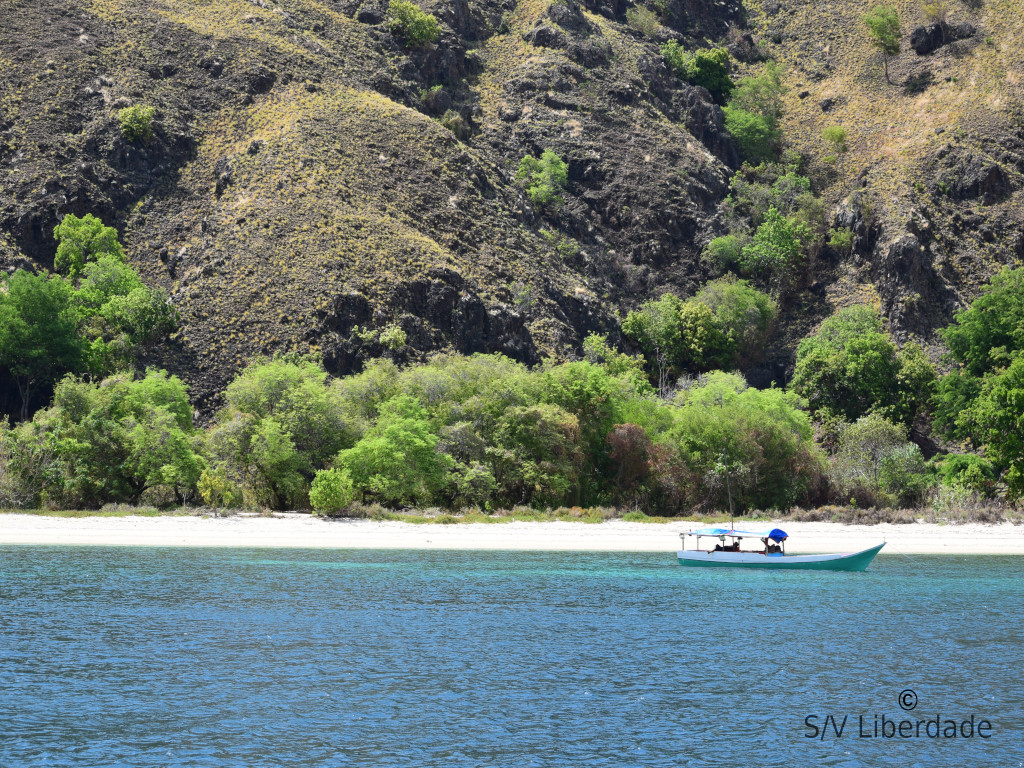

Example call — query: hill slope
[1,0,1022,409]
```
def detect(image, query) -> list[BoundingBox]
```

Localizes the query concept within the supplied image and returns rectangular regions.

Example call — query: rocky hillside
[748,0,1024,341]
[1,0,1022,410]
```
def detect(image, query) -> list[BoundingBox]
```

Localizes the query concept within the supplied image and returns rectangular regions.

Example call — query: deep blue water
[1,547,1021,767]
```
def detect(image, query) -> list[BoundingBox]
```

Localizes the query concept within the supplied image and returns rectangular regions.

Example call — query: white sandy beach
[1,513,1022,554]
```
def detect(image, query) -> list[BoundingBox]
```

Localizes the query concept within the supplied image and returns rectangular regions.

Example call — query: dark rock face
[873,233,957,340]
[910,22,976,55]
[938,149,1014,204]
[318,270,541,376]
[548,0,590,32]
[523,24,567,49]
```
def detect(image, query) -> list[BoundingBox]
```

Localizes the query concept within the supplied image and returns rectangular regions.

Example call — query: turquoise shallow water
[0,547,1021,767]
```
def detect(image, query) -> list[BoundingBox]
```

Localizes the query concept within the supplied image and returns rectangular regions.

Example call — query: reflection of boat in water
[676,527,885,571]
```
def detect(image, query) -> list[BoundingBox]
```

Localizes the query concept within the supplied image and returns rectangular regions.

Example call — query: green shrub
[822,125,848,154]
[198,467,243,508]
[934,453,996,496]
[703,233,748,272]
[310,467,357,514]
[626,6,660,38]
[387,0,440,47]
[879,444,935,507]
[723,106,777,163]
[117,105,156,142]
[379,322,407,351]
[540,229,580,260]
[828,227,854,252]
[661,43,733,103]
[739,206,808,288]
[693,275,778,365]
[515,149,568,208]
[439,109,469,140]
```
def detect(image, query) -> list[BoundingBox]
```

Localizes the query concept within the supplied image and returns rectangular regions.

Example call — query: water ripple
[0,548,1019,767]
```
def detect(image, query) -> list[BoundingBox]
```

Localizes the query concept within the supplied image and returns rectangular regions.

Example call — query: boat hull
[676,543,885,572]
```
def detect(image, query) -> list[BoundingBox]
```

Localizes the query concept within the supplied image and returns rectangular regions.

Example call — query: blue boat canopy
[686,527,788,541]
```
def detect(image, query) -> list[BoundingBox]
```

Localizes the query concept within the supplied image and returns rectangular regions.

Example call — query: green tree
[450,461,498,509]
[0,270,86,421]
[677,301,731,371]
[206,356,355,508]
[197,466,243,508]
[830,413,924,505]
[623,293,685,393]
[863,6,902,84]
[667,372,821,511]
[939,267,1024,377]
[246,417,308,508]
[723,105,778,163]
[488,403,583,507]
[661,43,733,103]
[739,207,808,289]
[624,294,734,389]
[721,62,785,162]
[931,267,1024,497]
[309,467,357,514]
[336,395,453,505]
[728,61,785,130]
[791,305,933,424]
[516,149,569,208]
[53,213,126,282]
[75,253,177,375]
[581,333,650,391]
[964,355,1024,499]
[878,443,934,507]
[822,125,848,159]
[15,370,203,507]
[895,341,937,425]
[387,0,440,47]
[693,276,778,365]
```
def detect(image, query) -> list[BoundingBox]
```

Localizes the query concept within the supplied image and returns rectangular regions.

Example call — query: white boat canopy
[683,527,789,541]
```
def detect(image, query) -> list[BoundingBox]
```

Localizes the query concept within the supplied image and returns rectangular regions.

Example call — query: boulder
[523,24,567,49]
[910,23,944,55]
[910,21,976,55]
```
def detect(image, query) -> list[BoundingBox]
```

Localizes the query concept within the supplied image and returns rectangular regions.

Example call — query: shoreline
[1,513,1023,554]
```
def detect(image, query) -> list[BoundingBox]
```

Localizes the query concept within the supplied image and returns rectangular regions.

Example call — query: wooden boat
[677,527,885,571]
